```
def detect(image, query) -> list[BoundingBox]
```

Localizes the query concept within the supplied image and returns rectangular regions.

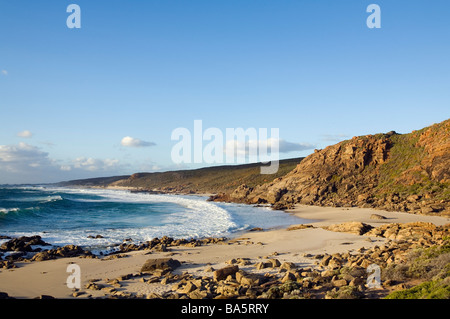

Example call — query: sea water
[0,186,303,253]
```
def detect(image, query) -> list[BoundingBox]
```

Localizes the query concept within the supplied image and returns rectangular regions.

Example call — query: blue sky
[0,0,449,184]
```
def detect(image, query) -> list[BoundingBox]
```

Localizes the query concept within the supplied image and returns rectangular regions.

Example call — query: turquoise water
[0,186,303,252]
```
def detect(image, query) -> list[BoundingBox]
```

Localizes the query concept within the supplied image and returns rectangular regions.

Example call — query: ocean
[0,186,303,253]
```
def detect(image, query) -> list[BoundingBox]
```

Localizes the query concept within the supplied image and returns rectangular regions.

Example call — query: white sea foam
[0,207,20,214]
[1,187,303,252]
[8,195,63,203]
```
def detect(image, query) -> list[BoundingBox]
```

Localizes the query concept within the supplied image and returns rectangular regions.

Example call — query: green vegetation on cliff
[377,121,450,201]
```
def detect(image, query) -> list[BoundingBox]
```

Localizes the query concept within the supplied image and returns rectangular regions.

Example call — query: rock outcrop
[141,258,181,272]
[212,119,450,216]
[0,236,50,252]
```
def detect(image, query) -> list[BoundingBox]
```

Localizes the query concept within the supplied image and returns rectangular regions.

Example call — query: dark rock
[87,234,104,239]
[236,271,267,286]
[281,272,297,283]
[30,245,92,262]
[213,265,239,281]
[370,214,387,220]
[255,261,272,270]
[0,292,12,299]
[140,258,181,272]
[280,262,297,271]
[324,222,373,235]
[0,236,50,252]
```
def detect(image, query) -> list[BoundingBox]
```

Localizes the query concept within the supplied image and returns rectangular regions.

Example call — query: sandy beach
[1,205,449,299]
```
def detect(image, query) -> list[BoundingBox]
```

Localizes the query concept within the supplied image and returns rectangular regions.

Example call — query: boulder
[0,292,11,299]
[266,258,281,268]
[281,272,297,283]
[332,279,348,287]
[55,245,86,257]
[215,283,239,297]
[255,261,271,270]
[31,251,53,262]
[180,281,197,294]
[213,265,239,281]
[225,258,237,264]
[140,258,181,272]
[236,271,266,286]
[324,222,373,235]
[370,214,387,220]
[320,255,332,267]
[280,262,296,271]
[327,258,342,270]
[0,235,50,252]
[230,184,253,200]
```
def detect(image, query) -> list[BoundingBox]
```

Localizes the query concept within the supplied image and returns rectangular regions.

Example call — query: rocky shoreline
[0,235,227,267]
[1,219,448,299]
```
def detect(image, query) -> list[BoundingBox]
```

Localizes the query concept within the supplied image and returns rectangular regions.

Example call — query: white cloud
[1,70,7,76]
[73,157,120,172]
[0,143,58,184]
[224,138,315,157]
[121,136,156,148]
[17,130,33,138]
[0,142,125,184]
[0,142,51,171]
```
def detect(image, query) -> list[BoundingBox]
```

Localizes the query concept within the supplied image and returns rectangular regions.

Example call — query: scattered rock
[280,262,296,271]
[281,272,296,283]
[0,260,16,269]
[255,261,271,270]
[87,234,104,239]
[225,258,237,264]
[324,222,373,235]
[286,224,315,231]
[0,236,50,252]
[370,214,387,220]
[85,282,103,290]
[266,258,281,268]
[204,266,214,272]
[72,291,86,298]
[140,258,181,272]
[213,265,239,281]
[332,279,348,287]
[236,271,267,286]
[0,292,11,299]
[181,281,197,294]
[30,245,92,262]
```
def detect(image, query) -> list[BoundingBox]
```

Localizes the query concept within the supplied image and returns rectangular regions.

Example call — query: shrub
[385,279,450,299]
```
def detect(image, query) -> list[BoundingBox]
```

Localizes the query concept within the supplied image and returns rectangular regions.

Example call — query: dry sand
[1,205,448,299]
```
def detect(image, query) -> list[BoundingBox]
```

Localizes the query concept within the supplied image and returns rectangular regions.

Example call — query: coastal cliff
[211,119,450,216]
